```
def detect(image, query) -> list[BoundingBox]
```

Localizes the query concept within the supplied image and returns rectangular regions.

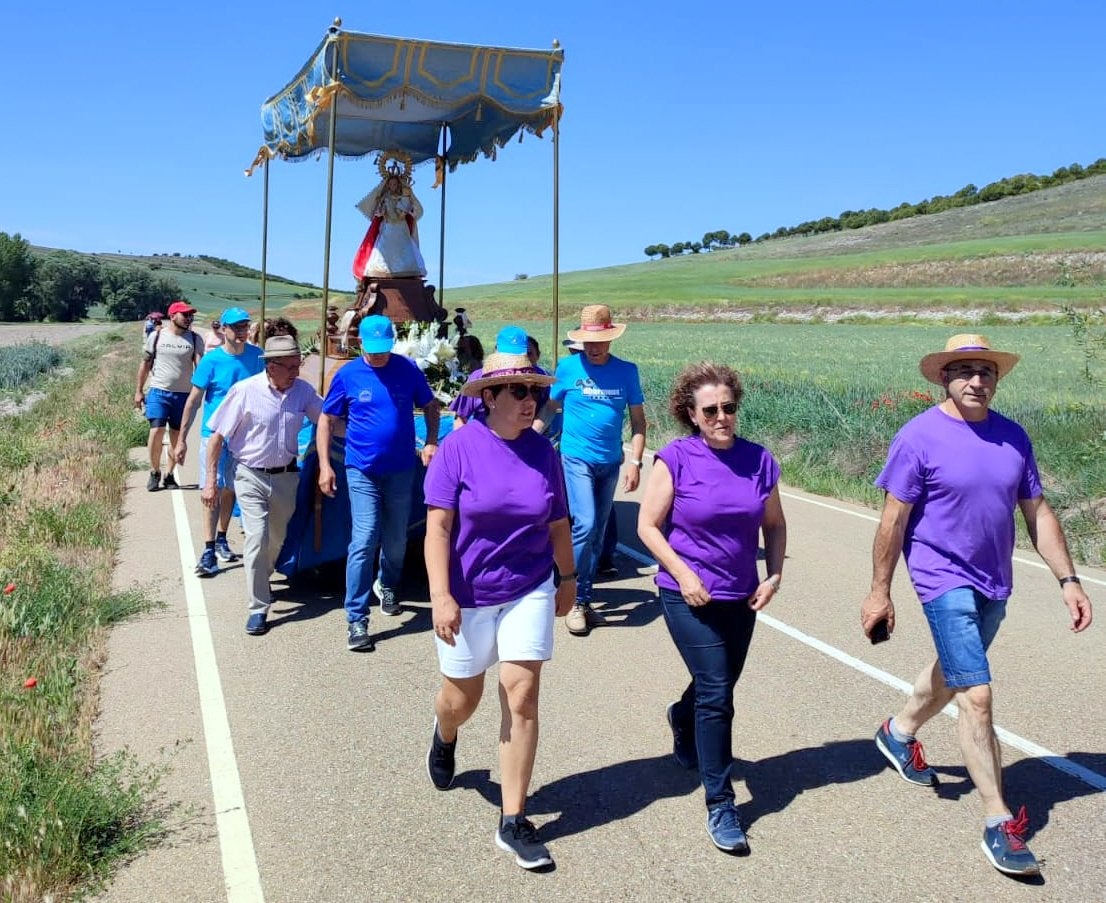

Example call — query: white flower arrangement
[393,321,465,404]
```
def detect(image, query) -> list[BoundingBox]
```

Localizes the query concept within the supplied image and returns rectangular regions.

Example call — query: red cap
[168,300,197,316]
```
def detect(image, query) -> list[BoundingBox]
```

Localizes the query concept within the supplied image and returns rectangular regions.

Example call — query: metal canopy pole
[437,124,447,310]
[318,31,340,396]
[260,158,270,329]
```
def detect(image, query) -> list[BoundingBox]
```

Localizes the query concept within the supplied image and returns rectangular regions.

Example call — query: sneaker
[195,548,219,577]
[347,619,374,651]
[245,612,268,635]
[565,604,589,636]
[597,559,618,578]
[214,536,239,562]
[426,717,456,790]
[667,702,698,769]
[146,471,161,492]
[707,802,749,853]
[981,807,1040,876]
[374,578,401,616]
[161,472,179,489]
[875,719,938,786]
[495,816,553,870]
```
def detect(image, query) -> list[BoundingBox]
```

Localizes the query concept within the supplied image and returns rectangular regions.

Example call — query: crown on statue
[376,151,414,184]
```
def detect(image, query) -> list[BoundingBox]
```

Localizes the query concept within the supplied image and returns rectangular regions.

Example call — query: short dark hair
[668,362,744,433]
[526,335,540,357]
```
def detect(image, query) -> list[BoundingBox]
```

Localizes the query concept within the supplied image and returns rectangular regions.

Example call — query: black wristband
[1059,575,1081,588]
[559,571,577,582]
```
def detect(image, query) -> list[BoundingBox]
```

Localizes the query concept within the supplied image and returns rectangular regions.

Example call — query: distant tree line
[644,158,1106,259]
[0,232,182,322]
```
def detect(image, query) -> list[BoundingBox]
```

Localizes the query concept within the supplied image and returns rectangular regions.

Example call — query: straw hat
[566,304,626,343]
[919,334,1020,385]
[461,351,555,397]
[260,335,301,359]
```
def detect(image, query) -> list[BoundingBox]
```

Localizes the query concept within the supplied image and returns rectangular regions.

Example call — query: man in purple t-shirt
[860,334,1093,878]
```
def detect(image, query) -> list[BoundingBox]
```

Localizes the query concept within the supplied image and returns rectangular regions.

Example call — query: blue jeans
[561,455,621,604]
[922,586,1007,688]
[659,587,757,808]
[344,467,414,622]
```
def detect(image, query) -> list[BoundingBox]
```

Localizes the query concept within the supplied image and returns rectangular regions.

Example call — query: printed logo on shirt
[574,377,622,400]
[358,388,373,403]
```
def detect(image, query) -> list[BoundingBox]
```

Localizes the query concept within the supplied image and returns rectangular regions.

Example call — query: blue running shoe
[875,719,938,786]
[706,802,749,853]
[213,536,239,562]
[245,612,268,636]
[982,806,1040,876]
[195,548,219,577]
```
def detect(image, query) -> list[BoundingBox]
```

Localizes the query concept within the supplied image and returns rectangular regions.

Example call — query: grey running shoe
[374,578,401,616]
[495,816,553,870]
[146,471,161,492]
[347,619,374,651]
[426,717,457,790]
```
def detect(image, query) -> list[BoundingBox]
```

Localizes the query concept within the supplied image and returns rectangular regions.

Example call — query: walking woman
[637,361,787,854]
[423,342,575,870]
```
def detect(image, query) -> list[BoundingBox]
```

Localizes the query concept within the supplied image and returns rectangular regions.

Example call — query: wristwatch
[1059,575,1081,588]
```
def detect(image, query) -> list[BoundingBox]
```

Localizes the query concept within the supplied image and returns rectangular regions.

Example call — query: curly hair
[668,362,744,433]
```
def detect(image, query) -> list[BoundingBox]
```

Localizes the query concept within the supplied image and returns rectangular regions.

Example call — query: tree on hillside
[27,253,102,321]
[103,266,183,321]
[0,232,37,320]
[654,243,671,258]
[736,232,752,246]
[644,245,659,259]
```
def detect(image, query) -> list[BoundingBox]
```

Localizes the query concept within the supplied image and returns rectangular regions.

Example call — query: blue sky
[3,1,1105,290]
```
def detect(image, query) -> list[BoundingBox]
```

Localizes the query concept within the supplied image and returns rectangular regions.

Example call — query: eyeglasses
[267,357,302,371]
[943,364,997,382]
[176,312,195,319]
[700,402,738,419]
[504,383,544,401]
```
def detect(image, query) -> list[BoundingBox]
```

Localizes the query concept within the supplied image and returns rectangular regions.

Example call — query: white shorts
[200,436,238,491]
[435,576,555,679]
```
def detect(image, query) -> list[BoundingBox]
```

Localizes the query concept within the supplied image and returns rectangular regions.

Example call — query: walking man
[860,334,1093,877]
[317,315,441,651]
[134,300,204,491]
[175,307,263,576]
[203,335,322,636]
[542,304,647,636]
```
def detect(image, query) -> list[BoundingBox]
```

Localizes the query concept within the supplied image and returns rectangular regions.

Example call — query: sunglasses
[700,402,738,418]
[504,383,544,401]
[176,312,195,319]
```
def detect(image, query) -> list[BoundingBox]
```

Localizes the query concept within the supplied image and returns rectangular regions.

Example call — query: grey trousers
[233,466,300,614]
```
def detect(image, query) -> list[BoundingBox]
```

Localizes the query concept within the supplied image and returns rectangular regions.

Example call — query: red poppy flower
[24,677,37,689]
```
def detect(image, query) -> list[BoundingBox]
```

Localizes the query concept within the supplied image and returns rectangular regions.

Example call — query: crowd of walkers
[134,303,1092,876]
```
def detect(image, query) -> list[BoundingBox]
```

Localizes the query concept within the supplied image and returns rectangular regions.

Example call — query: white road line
[618,540,1106,792]
[780,489,1106,587]
[170,485,265,902]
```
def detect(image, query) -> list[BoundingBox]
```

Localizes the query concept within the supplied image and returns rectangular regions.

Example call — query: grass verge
[1,330,165,901]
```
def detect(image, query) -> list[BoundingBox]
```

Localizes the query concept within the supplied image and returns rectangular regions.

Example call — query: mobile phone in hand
[869,617,890,645]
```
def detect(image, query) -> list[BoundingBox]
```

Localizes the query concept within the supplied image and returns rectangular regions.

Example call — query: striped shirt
[207,372,322,469]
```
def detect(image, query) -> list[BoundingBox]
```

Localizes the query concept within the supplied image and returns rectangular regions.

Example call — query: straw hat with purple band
[461,351,556,397]
[566,304,626,343]
[919,333,1020,385]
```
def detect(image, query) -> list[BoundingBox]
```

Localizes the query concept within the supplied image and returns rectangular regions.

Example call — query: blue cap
[359,315,396,353]
[221,306,251,326]
[496,326,529,355]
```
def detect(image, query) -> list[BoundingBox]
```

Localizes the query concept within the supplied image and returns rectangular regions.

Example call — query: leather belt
[248,461,299,475]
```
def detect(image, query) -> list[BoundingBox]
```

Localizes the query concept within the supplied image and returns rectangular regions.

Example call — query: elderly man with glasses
[860,334,1093,878]
[134,299,205,491]
[176,307,264,576]
[204,335,322,636]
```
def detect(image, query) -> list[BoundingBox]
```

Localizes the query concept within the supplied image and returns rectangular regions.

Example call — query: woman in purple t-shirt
[423,346,575,871]
[638,361,787,855]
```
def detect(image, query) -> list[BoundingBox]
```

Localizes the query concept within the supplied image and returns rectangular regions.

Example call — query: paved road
[96,447,1106,903]
[0,322,120,347]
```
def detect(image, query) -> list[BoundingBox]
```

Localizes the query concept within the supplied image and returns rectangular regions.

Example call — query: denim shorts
[145,387,188,429]
[921,586,1007,688]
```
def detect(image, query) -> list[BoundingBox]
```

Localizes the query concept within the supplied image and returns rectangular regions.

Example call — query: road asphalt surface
[96,441,1105,903]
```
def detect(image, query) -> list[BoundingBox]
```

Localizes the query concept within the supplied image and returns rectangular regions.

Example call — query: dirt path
[0,322,123,347]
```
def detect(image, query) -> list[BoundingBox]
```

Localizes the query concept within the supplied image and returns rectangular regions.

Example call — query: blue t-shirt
[322,354,435,474]
[190,344,264,436]
[550,353,644,464]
